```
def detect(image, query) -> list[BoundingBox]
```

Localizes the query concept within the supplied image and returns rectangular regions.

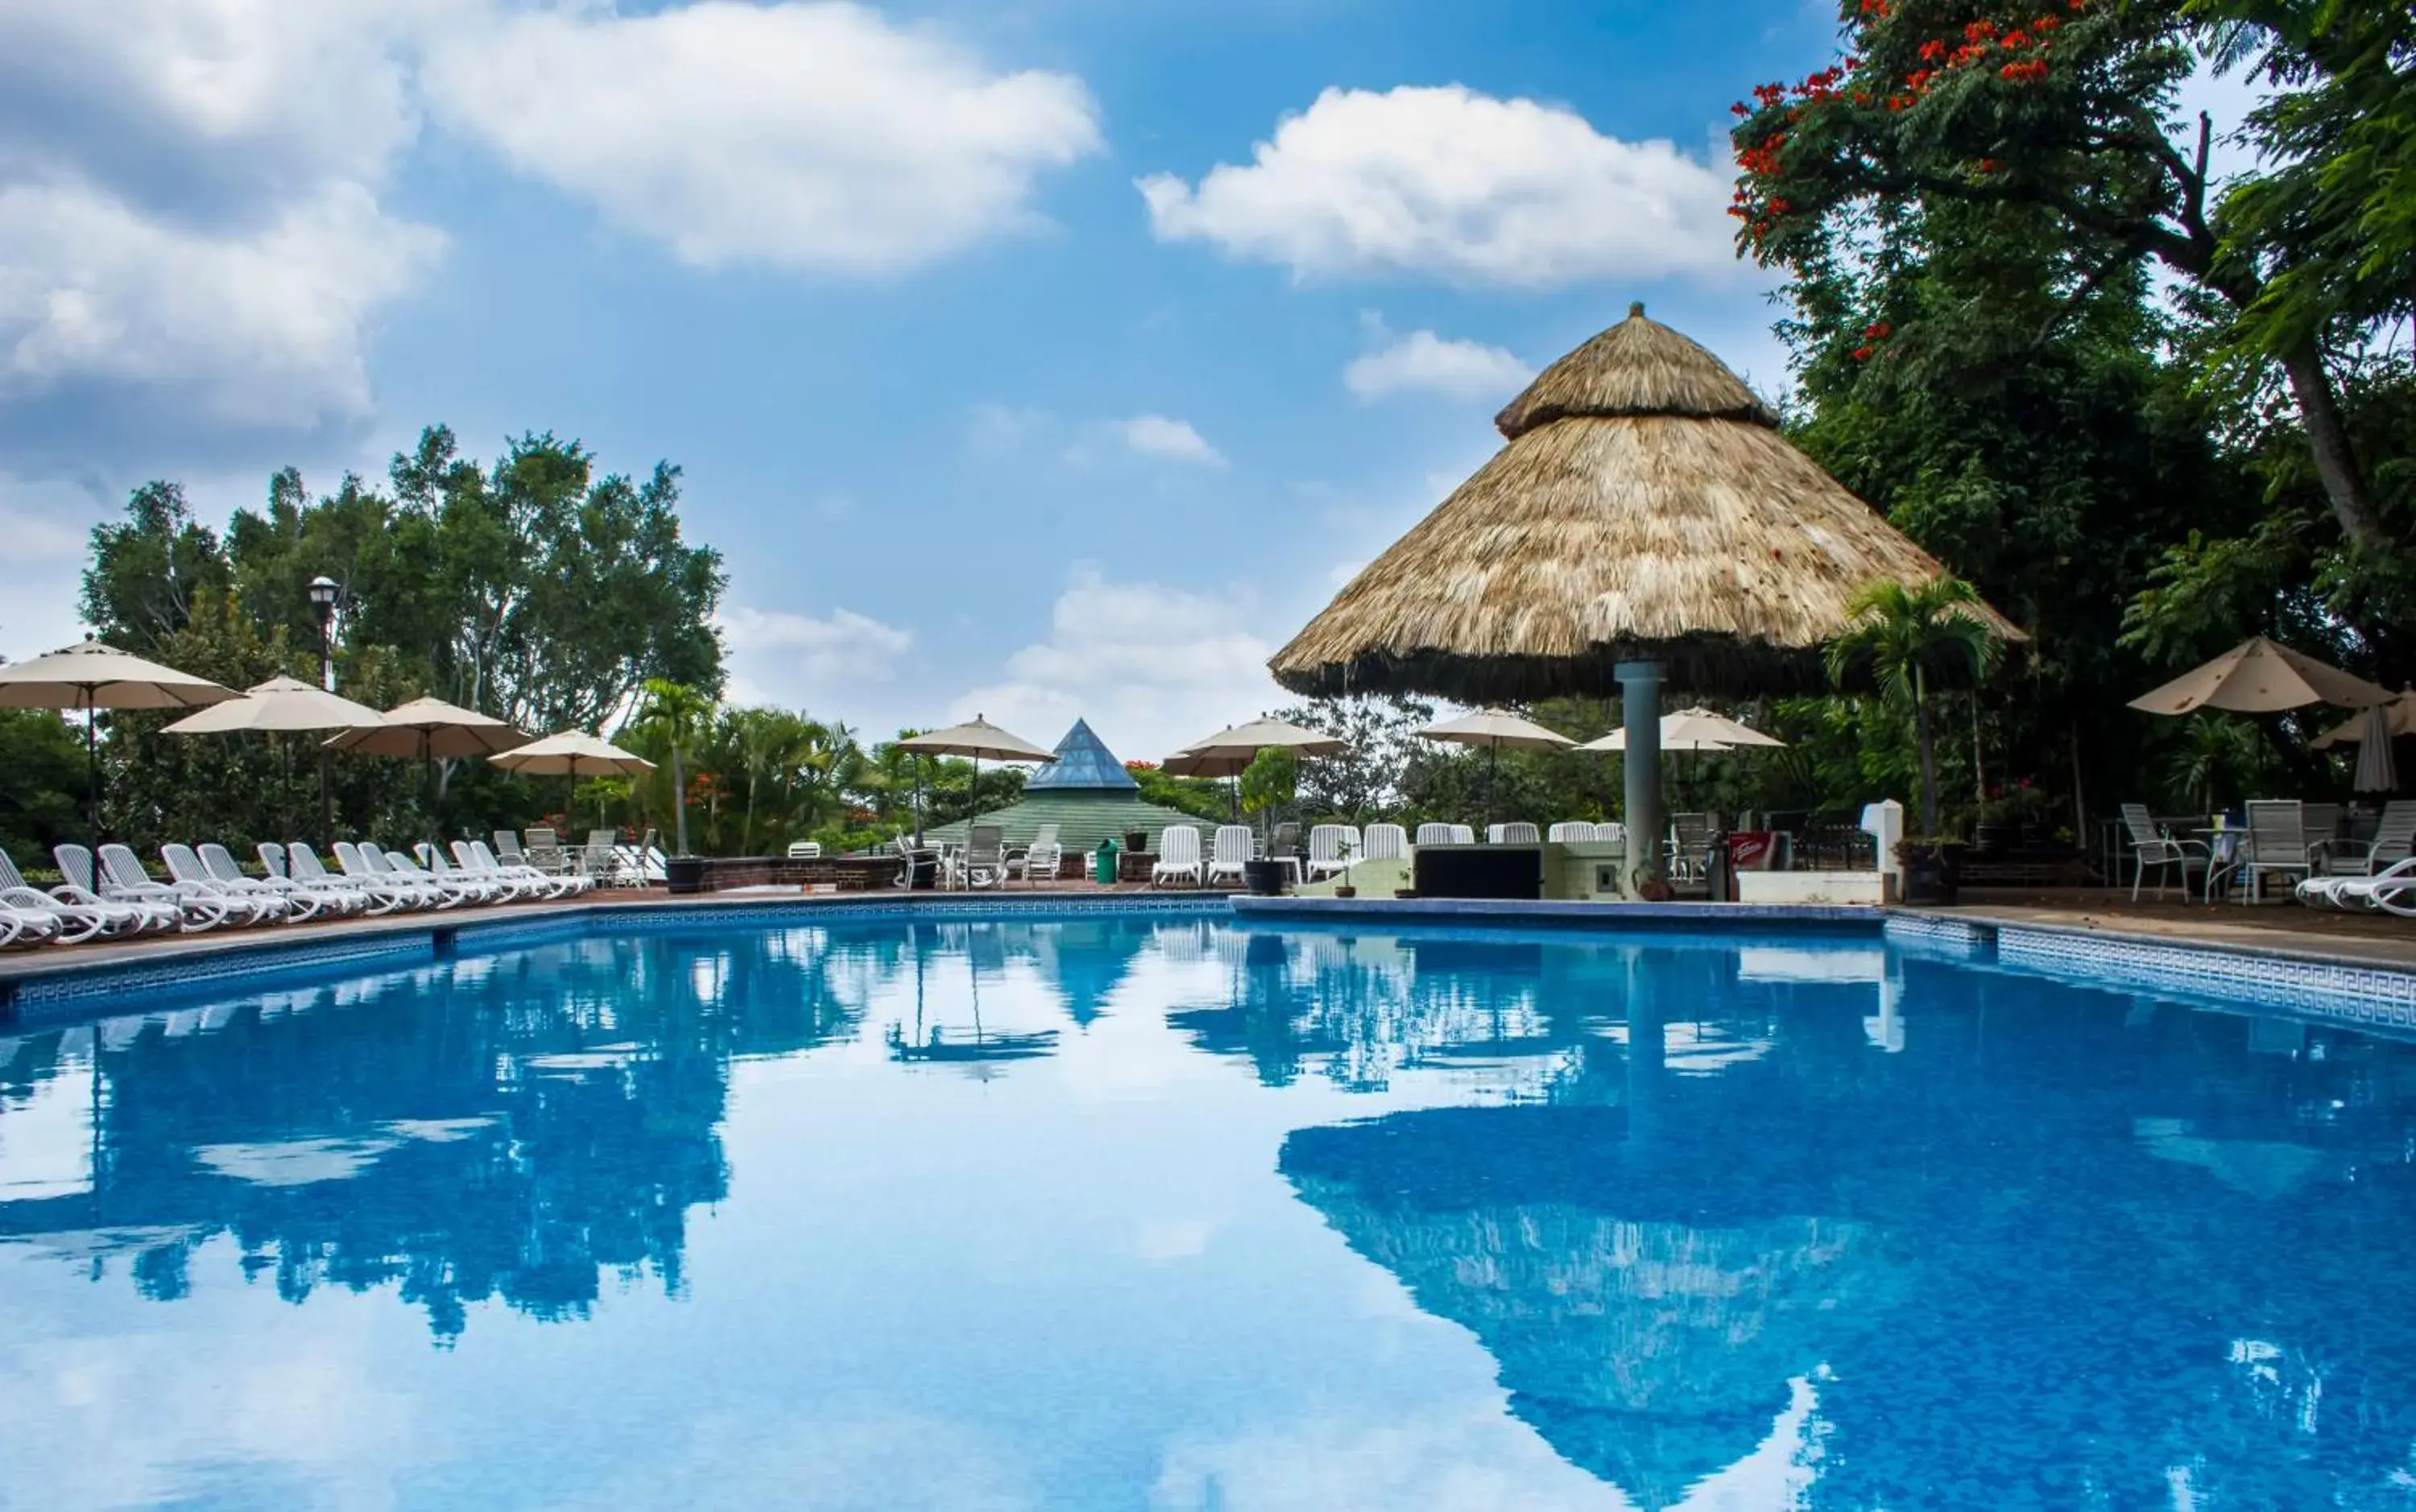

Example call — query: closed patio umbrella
[0,638,239,849]
[2352,704,2399,794]
[162,675,386,845]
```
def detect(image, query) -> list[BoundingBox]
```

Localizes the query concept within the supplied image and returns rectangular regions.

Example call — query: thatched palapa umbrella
[1271,304,2020,886]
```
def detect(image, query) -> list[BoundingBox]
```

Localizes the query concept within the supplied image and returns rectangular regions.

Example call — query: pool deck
[6,881,2415,1007]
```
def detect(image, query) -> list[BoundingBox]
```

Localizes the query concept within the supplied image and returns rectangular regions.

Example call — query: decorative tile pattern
[1884,915,1991,957]
[2,934,433,1021]
[1994,924,2416,1025]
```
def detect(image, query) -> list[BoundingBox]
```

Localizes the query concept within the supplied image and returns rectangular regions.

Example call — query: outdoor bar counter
[1410,841,1627,902]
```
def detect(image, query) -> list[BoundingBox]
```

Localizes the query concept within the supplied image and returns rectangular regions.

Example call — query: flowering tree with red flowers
[1730,0,2389,556]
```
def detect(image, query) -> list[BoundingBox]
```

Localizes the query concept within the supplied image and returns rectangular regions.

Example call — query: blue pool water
[2,914,2413,1510]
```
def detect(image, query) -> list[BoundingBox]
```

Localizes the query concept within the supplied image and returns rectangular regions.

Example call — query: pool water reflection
[2,915,2412,1510]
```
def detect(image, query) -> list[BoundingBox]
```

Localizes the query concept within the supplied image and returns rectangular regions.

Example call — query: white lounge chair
[2120,803,2210,901]
[163,843,291,925]
[0,897,60,948]
[1414,823,1458,846]
[288,841,408,915]
[1152,825,1204,888]
[2302,855,2416,910]
[86,843,236,932]
[1488,822,1540,845]
[457,840,563,900]
[1547,821,1590,841]
[230,842,365,919]
[2,849,155,941]
[182,842,325,923]
[420,845,518,903]
[334,841,441,911]
[1206,825,1253,887]
[386,847,494,907]
[1363,824,1407,861]
[1305,824,1354,882]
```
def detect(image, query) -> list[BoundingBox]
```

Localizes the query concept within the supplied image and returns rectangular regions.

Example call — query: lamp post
[308,576,340,845]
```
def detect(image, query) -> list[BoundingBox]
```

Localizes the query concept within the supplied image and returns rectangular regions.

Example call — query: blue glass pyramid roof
[1024,718,1139,791]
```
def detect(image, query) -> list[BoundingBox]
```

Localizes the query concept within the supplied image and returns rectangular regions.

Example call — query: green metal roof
[926,790,1222,854]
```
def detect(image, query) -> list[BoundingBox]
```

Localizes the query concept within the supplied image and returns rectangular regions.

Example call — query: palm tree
[635,679,714,855]
[1825,577,2001,836]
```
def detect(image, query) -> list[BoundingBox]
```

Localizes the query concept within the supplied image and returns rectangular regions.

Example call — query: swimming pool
[3,911,2412,1509]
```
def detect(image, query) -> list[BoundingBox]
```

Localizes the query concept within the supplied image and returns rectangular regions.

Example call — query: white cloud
[0,180,442,430]
[0,0,444,451]
[719,604,915,710]
[1344,329,1533,402]
[1138,85,1737,287]
[950,566,1285,762]
[1119,415,1226,467]
[420,2,1103,274]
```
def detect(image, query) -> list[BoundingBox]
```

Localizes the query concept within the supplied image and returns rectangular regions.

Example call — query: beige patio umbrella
[162,675,387,845]
[1271,303,2021,886]
[0,638,239,848]
[2308,689,2416,749]
[1165,717,1347,821]
[1418,708,1574,827]
[896,715,1058,846]
[2127,636,2392,715]
[489,730,656,828]
[325,696,533,845]
[1578,707,1786,753]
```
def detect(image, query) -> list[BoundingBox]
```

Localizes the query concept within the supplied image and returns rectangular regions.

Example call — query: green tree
[0,708,87,864]
[1272,696,1437,820]
[634,680,715,855]
[81,482,234,651]
[1826,578,2003,835]
[1730,0,2399,565]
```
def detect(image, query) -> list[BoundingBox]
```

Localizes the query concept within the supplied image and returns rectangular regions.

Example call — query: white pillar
[1616,659,1665,894]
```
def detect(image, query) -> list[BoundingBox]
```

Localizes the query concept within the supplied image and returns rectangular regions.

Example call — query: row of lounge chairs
[1144,820,1628,888]
[0,832,656,948]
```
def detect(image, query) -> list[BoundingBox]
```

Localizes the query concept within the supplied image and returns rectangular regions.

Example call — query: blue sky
[0,0,1855,759]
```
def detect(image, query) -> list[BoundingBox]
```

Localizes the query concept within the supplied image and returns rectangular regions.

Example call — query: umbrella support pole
[1617,660,1665,895]
[83,688,99,854]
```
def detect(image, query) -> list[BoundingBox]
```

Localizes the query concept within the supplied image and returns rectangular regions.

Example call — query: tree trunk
[2278,338,2388,551]
[670,744,690,855]
[1915,682,1939,837]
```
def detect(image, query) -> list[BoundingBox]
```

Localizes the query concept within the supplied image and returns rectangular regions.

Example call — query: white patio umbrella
[1417,708,1574,824]
[1165,717,1347,820]
[325,697,533,845]
[897,716,1058,847]
[1577,707,1787,753]
[2352,704,2399,793]
[161,675,386,844]
[489,730,657,827]
[0,638,239,848]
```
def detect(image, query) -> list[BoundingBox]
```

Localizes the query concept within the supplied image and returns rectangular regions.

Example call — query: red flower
[2002,31,2031,48]
[1963,19,1998,40]
[1731,101,1751,116]
[1852,345,1874,361]
[2035,13,2061,29]
[1918,39,1948,61]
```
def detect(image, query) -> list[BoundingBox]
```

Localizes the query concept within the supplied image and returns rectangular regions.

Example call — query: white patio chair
[1206,825,1253,887]
[1152,825,1205,888]
[89,843,236,932]
[1547,821,1591,842]
[578,830,620,880]
[1665,814,1715,886]
[1305,824,1354,882]
[2315,799,2416,880]
[1007,824,1063,886]
[1414,823,1458,846]
[2119,803,2210,901]
[1487,822,1540,845]
[1363,824,1407,861]
[2,848,152,941]
[2240,799,2317,903]
[956,825,1010,890]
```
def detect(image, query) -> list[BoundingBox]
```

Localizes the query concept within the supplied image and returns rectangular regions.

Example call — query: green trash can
[1094,837,1119,884]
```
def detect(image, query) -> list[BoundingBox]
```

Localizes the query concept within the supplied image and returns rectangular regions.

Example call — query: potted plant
[1239,747,1298,895]
[1897,837,1963,905]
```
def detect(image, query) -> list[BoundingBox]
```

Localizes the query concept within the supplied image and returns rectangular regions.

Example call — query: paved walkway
[1934,887,2416,970]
